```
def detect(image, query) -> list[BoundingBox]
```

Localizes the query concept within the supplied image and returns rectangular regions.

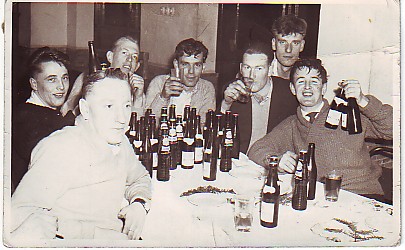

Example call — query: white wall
[317,0,399,105]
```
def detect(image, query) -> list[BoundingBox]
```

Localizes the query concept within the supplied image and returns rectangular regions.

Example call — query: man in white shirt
[145,38,216,121]
[269,14,307,79]
[220,42,298,153]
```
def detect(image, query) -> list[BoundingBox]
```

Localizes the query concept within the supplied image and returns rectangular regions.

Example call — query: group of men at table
[10,14,393,241]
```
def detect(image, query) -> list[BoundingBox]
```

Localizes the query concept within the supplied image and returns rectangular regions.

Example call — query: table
[140,154,399,247]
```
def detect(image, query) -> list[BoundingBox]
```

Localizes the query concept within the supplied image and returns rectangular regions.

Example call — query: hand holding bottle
[338,79,369,107]
[128,73,145,98]
[278,151,298,174]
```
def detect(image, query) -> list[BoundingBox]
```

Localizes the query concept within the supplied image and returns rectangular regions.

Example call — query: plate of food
[311,218,384,242]
[180,186,235,207]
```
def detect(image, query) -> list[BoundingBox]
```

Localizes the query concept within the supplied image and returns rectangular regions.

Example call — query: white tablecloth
[140,155,399,247]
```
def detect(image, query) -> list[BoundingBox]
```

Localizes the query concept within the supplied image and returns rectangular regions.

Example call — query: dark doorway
[215,4,321,101]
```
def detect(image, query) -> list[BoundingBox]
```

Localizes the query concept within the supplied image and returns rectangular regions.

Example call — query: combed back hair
[27,47,70,78]
[272,14,308,37]
[244,41,274,63]
[290,58,328,84]
[82,68,129,99]
[174,38,208,62]
[111,36,139,51]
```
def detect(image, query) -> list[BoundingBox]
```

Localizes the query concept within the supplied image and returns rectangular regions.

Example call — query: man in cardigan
[248,58,393,197]
[220,42,298,153]
[145,38,216,122]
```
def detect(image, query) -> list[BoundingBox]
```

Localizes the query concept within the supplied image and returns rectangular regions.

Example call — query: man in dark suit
[220,42,298,153]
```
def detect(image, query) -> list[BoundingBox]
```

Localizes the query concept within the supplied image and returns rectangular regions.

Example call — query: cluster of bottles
[126,105,241,182]
[325,87,362,134]
[259,143,317,228]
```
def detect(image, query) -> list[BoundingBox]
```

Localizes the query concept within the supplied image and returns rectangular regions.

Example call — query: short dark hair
[244,41,274,63]
[111,36,139,52]
[272,14,307,37]
[82,68,129,99]
[27,47,70,78]
[174,38,208,62]
[290,58,328,84]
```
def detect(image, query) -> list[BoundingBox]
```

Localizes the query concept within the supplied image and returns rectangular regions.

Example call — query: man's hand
[339,79,369,107]
[223,79,249,105]
[129,73,145,98]
[161,76,184,99]
[117,202,147,240]
[278,151,298,174]
[11,211,58,240]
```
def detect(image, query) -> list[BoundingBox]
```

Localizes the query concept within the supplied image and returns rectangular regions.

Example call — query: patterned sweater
[248,96,393,195]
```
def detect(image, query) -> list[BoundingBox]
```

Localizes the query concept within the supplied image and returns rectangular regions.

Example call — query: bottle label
[129,131,136,136]
[203,161,211,178]
[169,128,177,136]
[334,96,347,106]
[341,113,347,128]
[133,140,142,148]
[183,138,194,145]
[162,146,170,152]
[261,201,275,223]
[224,138,233,146]
[153,153,158,168]
[182,152,194,166]
[263,186,276,194]
[218,131,224,136]
[150,138,158,145]
[176,125,183,132]
[169,136,177,142]
[177,133,184,139]
[196,134,203,140]
[162,138,170,146]
[204,148,212,154]
[295,162,303,178]
[325,109,341,126]
[195,147,203,162]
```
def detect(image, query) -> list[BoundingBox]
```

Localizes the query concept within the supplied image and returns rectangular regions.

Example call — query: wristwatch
[132,198,150,214]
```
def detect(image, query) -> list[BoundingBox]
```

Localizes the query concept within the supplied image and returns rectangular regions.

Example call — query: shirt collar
[252,77,273,104]
[26,91,57,110]
[300,101,325,120]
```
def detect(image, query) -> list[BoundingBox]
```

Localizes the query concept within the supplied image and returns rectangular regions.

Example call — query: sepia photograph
[2,0,400,247]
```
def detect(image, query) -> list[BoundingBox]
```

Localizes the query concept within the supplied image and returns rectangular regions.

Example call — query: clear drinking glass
[237,77,253,103]
[324,170,343,202]
[233,194,254,232]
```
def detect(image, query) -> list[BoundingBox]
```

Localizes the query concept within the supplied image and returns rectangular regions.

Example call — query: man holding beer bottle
[220,42,298,153]
[248,58,393,199]
[145,38,216,122]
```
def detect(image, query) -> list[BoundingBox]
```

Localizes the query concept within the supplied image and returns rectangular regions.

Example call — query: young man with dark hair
[11,69,152,241]
[145,38,216,121]
[12,47,76,190]
[270,14,307,79]
[220,42,298,153]
[248,58,393,197]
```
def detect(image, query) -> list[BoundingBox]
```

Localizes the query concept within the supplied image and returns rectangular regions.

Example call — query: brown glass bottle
[307,143,317,200]
[157,127,170,181]
[260,161,280,228]
[182,120,195,169]
[325,88,344,129]
[133,118,144,159]
[88,41,101,74]
[149,115,159,171]
[231,113,240,159]
[220,111,233,172]
[142,123,153,178]
[203,118,216,181]
[168,117,178,170]
[194,115,204,164]
[175,115,184,166]
[292,150,308,211]
[127,111,137,144]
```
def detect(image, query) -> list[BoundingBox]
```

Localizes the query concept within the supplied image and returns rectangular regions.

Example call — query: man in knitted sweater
[248,58,392,197]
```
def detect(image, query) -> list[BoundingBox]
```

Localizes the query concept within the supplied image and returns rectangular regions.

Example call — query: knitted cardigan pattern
[248,96,393,195]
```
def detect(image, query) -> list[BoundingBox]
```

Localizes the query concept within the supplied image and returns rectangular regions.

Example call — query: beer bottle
[292,150,308,211]
[220,111,233,172]
[203,118,217,181]
[133,118,144,159]
[231,113,240,159]
[182,120,195,169]
[142,123,153,178]
[160,112,169,131]
[168,116,178,170]
[194,115,204,164]
[325,88,345,129]
[169,104,176,125]
[157,127,170,181]
[216,114,224,161]
[183,105,191,127]
[175,115,184,166]
[339,100,348,131]
[213,114,223,168]
[347,96,363,134]
[260,160,280,228]
[160,107,168,125]
[150,114,159,171]
[88,41,101,74]
[204,109,214,142]
[127,112,137,144]
[307,143,317,200]
[190,108,197,137]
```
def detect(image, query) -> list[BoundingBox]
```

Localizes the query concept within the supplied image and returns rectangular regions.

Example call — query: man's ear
[299,40,306,53]
[289,82,297,96]
[321,82,327,96]
[106,51,114,64]
[29,78,38,91]
[271,38,276,51]
[79,98,90,120]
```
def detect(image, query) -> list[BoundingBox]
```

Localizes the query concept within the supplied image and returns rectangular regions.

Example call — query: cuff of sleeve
[359,95,383,118]
[130,198,151,214]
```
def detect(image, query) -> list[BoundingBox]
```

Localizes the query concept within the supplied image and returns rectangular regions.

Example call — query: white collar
[26,91,56,110]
